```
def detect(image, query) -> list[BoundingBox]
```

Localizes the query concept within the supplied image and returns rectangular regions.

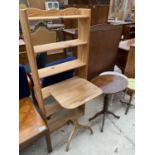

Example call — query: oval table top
[91,72,128,95]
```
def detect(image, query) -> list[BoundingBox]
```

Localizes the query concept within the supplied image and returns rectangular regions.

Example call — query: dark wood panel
[88,24,122,80]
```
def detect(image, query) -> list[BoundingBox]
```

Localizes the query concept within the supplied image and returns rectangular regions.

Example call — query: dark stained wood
[91,73,128,94]
[124,45,135,78]
[88,24,122,80]
[117,38,135,74]
[122,24,135,40]
[68,0,110,5]
[68,0,89,4]
[91,5,109,25]
[89,72,128,131]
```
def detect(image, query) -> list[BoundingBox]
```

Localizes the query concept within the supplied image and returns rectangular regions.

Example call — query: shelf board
[38,59,85,79]
[34,39,87,54]
[28,15,89,21]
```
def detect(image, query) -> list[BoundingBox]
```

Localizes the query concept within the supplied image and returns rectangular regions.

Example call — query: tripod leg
[89,110,103,121]
[66,126,77,152]
[106,111,120,119]
[78,123,93,134]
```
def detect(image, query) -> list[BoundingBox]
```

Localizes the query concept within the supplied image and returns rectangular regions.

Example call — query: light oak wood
[47,108,83,133]
[26,8,89,21]
[31,26,64,56]
[34,39,87,54]
[31,27,56,46]
[76,9,91,79]
[20,8,96,151]
[27,8,61,17]
[61,7,80,16]
[38,59,85,79]
[49,77,103,109]
[45,102,62,118]
[29,15,89,21]
[27,7,80,17]
[19,97,47,146]
[20,9,46,118]
[19,38,64,56]
[20,7,91,118]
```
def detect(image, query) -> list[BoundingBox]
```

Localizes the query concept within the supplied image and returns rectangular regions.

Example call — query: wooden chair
[20,8,102,152]
[19,65,52,152]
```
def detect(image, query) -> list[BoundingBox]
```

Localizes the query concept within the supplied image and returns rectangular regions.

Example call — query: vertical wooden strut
[76,9,91,113]
[19,9,46,119]
[77,9,91,79]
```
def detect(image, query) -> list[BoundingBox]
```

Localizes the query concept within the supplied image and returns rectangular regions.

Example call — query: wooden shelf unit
[20,7,91,150]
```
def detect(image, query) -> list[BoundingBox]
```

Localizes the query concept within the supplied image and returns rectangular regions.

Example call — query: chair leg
[45,131,52,153]
[125,93,133,115]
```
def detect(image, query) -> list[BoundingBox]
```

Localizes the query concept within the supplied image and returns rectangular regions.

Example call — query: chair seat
[19,97,47,147]
[128,78,135,90]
